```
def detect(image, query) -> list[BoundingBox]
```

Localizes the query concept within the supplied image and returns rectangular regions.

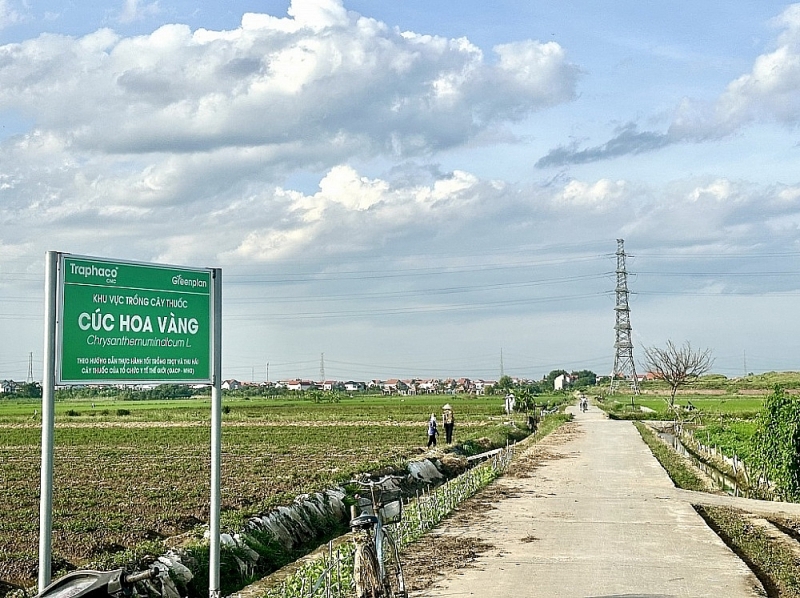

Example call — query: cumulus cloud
[5,108,798,276]
[554,178,628,210]
[538,3,800,167]
[0,0,578,163]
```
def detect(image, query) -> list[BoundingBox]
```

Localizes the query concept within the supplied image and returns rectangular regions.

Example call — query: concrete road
[413,404,765,598]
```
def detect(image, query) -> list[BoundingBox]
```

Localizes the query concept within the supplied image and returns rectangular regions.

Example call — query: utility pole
[610,239,639,394]
[266,361,269,383]
[500,348,504,378]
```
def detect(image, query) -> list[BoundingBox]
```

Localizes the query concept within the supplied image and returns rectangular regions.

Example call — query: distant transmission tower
[500,348,505,378]
[27,352,34,383]
[610,239,639,394]
[320,353,325,382]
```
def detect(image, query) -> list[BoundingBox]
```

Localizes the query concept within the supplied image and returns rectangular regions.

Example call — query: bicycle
[348,475,407,598]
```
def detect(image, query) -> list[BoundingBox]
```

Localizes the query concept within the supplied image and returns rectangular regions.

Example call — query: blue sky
[1,0,800,383]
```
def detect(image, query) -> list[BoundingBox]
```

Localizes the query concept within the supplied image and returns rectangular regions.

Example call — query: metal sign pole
[209,268,222,598]
[39,251,58,591]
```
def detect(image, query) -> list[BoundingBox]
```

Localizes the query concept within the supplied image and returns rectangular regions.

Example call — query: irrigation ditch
[646,421,770,499]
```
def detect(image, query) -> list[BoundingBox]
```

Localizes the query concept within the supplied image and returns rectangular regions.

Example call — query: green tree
[513,387,536,413]
[571,370,597,388]
[750,386,800,501]
[496,375,514,392]
[13,382,42,398]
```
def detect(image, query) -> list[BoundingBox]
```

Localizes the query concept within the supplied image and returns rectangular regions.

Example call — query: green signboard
[57,255,213,384]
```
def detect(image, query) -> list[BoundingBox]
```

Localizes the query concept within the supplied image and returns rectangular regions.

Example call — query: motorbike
[1,567,159,598]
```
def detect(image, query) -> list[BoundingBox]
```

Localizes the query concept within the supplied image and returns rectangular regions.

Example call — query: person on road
[442,404,455,444]
[427,414,439,448]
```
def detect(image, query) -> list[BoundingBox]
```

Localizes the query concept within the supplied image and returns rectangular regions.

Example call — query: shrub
[750,386,800,500]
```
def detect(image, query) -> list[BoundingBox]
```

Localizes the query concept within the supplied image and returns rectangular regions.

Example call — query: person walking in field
[427,414,439,448]
[442,404,455,444]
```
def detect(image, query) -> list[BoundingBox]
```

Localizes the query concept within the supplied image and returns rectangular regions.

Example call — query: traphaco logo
[172,274,208,289]
[70,262,118,284]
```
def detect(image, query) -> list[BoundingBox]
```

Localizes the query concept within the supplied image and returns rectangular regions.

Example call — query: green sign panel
[57,255,213,384]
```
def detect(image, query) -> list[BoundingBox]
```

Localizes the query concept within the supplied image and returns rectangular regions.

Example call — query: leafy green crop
[750,386,800,501]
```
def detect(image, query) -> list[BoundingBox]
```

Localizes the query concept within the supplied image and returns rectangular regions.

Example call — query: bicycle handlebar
[347,474,404,488]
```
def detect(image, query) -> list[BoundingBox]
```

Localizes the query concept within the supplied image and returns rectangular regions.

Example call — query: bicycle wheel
[353,537,383,598]
[380,530,407,598]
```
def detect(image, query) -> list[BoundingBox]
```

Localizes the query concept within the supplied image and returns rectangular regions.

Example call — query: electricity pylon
[610,239,639,394]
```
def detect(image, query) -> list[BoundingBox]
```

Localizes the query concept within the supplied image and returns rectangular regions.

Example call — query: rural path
[411,404,766,598]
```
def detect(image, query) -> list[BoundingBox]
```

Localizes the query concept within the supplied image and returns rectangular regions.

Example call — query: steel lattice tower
[610,239,639,394]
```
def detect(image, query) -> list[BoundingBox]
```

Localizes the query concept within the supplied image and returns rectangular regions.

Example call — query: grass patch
[695,506,800,597]
[633,422,709,492]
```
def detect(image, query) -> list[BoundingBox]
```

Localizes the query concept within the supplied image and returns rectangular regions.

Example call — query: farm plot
[0,395,527,585]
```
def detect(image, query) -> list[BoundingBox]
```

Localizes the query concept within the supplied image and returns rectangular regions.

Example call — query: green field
[0,392,548,585]
[601,395,764,418]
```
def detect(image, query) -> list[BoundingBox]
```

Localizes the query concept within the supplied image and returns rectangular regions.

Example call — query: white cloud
[671,4,800,136]
[555,179,627,210]
[688,179,735,202]
[118,0,160,24]
[287,0,348,30]
[0,0,578,162]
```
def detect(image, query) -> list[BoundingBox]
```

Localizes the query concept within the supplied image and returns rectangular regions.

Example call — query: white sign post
[39,252,222,598]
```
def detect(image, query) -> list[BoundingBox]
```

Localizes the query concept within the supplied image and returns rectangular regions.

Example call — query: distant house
[381,379,408,395]
[455,378,474,393]
[344,381,366,392]
[322,380,345,391]
[286,379,314,392]
[554,374,575,391]
[418,379,441,394]
[637,372,659,382]
[221,379,241,390]
[474,380,496,395]
[1,380,16,394]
